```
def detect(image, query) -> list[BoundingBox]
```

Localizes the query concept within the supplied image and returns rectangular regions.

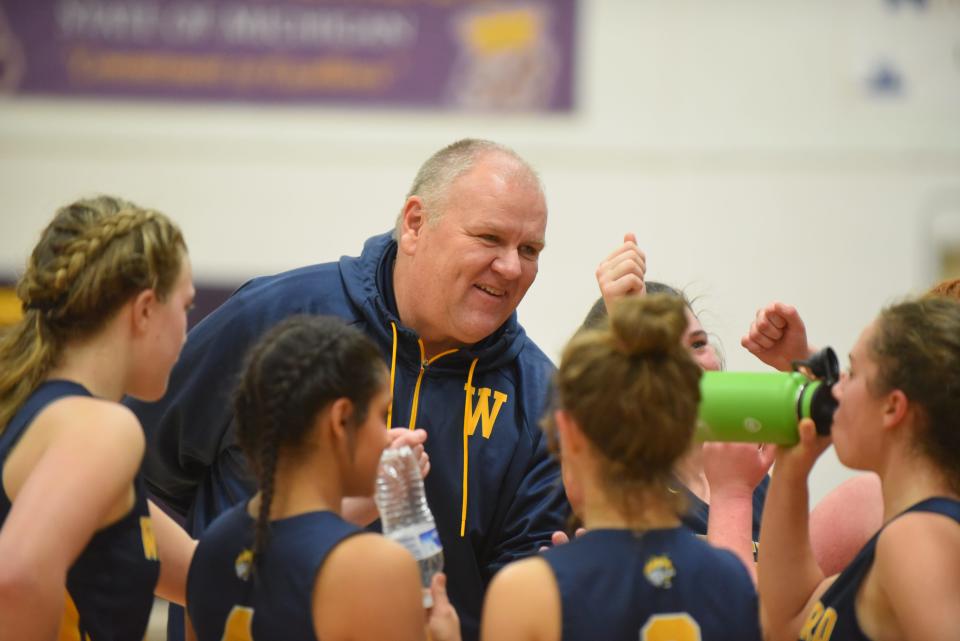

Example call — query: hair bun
[609,294,687,357]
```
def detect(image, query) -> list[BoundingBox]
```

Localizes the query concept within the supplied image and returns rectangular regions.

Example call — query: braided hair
[0,196,186,431]
[233,314,387,567]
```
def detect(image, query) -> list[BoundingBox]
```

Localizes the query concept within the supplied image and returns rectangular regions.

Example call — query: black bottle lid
[793,346,840,436]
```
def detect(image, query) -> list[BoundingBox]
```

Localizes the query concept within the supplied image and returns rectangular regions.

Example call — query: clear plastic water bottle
[374,445,444,607]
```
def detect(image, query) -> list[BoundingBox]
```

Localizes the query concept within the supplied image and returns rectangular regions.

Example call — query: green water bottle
[695,347,839,445]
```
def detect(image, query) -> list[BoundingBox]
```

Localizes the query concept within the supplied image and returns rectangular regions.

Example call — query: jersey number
[139,517,158,561]
[221,606,254,641]
[640,613,702,641]
[799,602,837,641]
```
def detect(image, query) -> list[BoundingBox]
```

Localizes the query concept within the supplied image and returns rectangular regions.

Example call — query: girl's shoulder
[37,395,145,452]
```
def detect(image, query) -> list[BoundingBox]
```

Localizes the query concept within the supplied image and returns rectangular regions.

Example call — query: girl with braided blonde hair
[0,196,197,640]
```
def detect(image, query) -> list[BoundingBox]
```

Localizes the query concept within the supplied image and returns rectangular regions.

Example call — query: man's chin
[455,320,510,346]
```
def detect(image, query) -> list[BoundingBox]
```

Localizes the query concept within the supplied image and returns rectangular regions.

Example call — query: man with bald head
[130,139,567,641]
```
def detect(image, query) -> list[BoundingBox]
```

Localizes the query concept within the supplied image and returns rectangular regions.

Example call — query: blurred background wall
[1,0,959,509]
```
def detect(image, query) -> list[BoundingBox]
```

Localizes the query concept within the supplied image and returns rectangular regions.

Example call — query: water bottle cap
[792,346,840,384]
[809,382,838,436]
[793,346,840,435]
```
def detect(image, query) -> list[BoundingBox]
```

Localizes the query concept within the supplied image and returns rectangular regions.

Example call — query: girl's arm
[184,611,198,641]
[481,557,559,641]
[703,441,777,582]
[150,500,197,605]
[0,399,144,641]
[757,419,835,641]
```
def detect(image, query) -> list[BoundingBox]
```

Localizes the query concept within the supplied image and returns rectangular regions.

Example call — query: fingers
[574,527,587,539]
[388,427,427,445]
[427,572,460,641]
[771,301,800,324]
[599,274,646,307]
[420,455,431,480]
[596,234,647,309]
[753,304,787,342]
[551,530,571,547]
[741,305,783,353]
[702,441,775,489]
[541,529,580,551]
[387,429,431,478]
[600,233,643,265]
[597,249,646,288]
[410,441,428,479]
[749,301,804,344]
[741,300,811,372]
[762,305,789,330]
[740,334,765,354]
[797,418,832,465]
[743,328,774,351]
[797,418,815,441]
[759,443,778,470]
[430,572,450,607]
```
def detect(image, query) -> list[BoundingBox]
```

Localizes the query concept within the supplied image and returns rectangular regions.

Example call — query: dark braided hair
[233,315,387,568]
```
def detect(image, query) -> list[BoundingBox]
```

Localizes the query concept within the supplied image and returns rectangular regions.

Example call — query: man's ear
[397,196,427,256]
[130,288,158,334]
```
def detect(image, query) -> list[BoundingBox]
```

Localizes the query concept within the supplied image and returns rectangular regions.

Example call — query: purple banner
[0,0,576,111]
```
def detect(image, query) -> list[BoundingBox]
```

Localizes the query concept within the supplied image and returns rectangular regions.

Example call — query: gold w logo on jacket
[463,383,508,439]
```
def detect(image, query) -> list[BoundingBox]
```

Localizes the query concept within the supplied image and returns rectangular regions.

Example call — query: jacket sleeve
[124,285,263,517]
[482,425,569,579]
[480,349,570,579]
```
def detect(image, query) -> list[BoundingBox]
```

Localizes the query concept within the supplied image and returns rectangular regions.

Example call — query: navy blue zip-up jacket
[128,231,569,641]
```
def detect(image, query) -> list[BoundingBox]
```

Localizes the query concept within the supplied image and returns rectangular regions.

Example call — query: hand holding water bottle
[387,427,430,479]
[375,446,445,608]
[342,429,429,527]
[427,573,461,641]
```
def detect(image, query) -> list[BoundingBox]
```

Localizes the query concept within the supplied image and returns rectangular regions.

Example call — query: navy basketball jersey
[681,475,769,559]
[187,503,361,641]
[543,527,761,641]
[798,497,960,641]
[0,380,160,641]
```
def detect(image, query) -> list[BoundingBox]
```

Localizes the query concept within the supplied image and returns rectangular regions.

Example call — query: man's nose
[493,248,522,280]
